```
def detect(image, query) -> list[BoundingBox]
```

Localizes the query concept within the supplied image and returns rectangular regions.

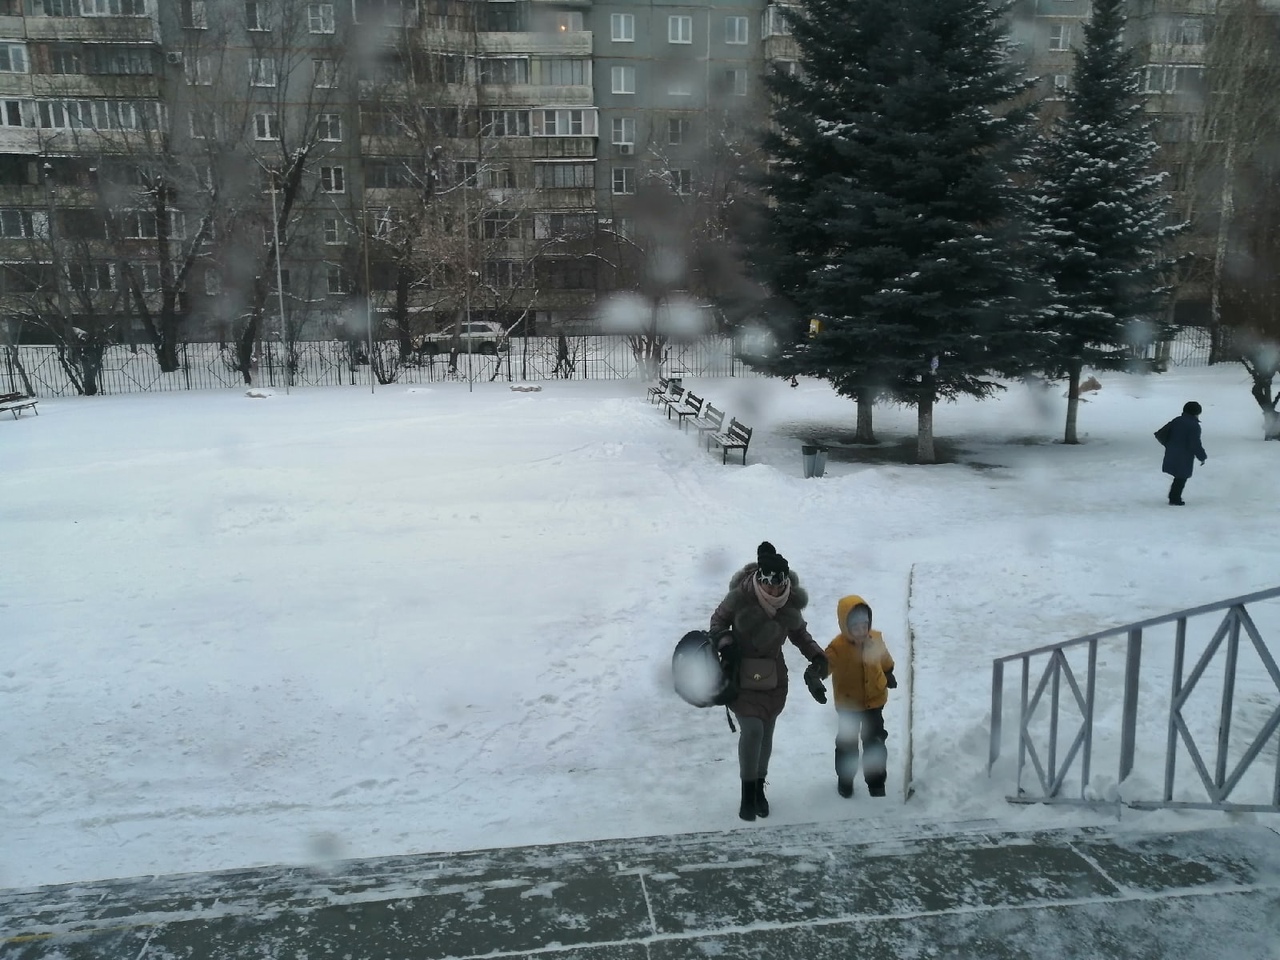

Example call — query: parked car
[416,321,510,355]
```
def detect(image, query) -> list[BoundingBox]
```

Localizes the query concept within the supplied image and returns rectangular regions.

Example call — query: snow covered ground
[2,364,1277,890]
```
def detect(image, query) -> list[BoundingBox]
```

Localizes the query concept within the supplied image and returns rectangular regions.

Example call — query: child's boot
[867,781,886,798]
[837,777,854,798]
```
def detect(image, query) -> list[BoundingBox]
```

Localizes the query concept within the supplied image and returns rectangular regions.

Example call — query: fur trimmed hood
[728,562,810,611]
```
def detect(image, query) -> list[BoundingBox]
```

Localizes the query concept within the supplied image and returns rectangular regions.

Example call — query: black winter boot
[867,782,886,798]
[739,781,757,821]
[837,778,854,798]
[754,778,769,818]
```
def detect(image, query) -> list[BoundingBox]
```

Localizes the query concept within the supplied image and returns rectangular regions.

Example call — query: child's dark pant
[835,707,887,788]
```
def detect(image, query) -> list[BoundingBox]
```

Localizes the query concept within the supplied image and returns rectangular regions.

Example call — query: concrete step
[2,819,1278,959]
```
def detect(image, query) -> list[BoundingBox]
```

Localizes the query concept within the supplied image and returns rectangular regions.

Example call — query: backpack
[1154,419,1175,446]
[672,630,738,709]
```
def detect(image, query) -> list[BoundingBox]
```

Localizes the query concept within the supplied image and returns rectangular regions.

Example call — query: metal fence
[988,587,1280,813]
[1,336,755,398]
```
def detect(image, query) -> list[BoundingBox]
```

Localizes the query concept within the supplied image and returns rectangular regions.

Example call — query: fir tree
[1028,0,1179,444]
[752,0,1037,462]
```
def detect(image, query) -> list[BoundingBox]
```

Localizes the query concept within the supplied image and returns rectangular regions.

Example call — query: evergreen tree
[751,0,1037,461]
[1028,0,1179,444]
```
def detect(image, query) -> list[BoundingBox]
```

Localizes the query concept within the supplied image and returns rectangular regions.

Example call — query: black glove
[810,653,829,680]
[803,663,827,703]
[885,669,898,689]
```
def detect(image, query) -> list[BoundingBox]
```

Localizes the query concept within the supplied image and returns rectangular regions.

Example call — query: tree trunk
[916,382,935,463]
[395,266,412,362]
[1064,363,1082,444]
[854,386,877,444]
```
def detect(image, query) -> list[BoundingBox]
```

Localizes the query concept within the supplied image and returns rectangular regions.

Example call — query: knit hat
[1183,401,1202,416]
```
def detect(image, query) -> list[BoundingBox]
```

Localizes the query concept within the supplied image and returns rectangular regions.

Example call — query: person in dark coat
[1159,401,1208,505]
[710,542,829,822]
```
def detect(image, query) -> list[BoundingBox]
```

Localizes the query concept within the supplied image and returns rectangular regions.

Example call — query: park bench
[672,391,705,429]
[646,376,671,404]
[692,403,726,448]
[709,417,753,465]
[0,393,38,419]
[656,383,686,418]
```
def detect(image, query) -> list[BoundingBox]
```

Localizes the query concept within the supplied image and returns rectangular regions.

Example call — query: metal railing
[989,587,1280,813]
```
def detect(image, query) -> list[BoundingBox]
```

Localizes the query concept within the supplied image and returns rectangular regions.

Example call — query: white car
[418,321,510,355]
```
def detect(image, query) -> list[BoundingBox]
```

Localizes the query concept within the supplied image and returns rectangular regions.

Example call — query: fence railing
[988,587,1280,813]
[2,336,756,398]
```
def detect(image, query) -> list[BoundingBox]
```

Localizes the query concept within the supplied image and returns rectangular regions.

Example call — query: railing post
[1165,618,1187,802]
[1017,657,1030,795]
[990,660,1003,773]
[1119,628,1143,783]
[1048,651,1061,796]
[1216,609,1242,796]
[1082,640,1097,799]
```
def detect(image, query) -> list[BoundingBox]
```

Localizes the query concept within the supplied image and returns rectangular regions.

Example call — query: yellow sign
[808,319,822,338]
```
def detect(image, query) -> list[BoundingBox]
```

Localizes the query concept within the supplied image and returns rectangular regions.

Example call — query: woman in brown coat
[710,542,829,821]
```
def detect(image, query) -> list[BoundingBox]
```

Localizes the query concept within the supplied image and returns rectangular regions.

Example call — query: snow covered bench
[656,383,686,418]
[647,376,672,404]
[710,417,752,465]
[0,393,37,419]
[693,403,725,448]
[672,391,705,429]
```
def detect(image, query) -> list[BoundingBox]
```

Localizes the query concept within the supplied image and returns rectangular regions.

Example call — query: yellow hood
[837,595,873,640]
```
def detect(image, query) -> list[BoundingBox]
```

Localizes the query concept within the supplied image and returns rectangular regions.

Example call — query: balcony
[3,14,161,42]
[476,30,591,57]
[477,83,592,107]
[30,74,161,99]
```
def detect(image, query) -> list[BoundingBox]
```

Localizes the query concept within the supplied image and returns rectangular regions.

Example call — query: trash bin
[802,444,829,478]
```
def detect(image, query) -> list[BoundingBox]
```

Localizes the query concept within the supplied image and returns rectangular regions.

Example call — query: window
[668,77,693,96]
[0,45,28,74]
[612,116,634,144]
[725,15,748,44]
[326,265,350,295]
[1048,23,1070,51]
[669,15,692,43]
[1173,18,1204,45]
[249,57,276,87]
[726,68,747,96]
[532,108,595,137]
[184,0,207,28]
[317,113,341,140]
[185,55,212,85]
[320,165,345,192]
[366,159,419,188]
[543,58,587,86]
[119,210,185,240]
[480,109,530,137]
[82,0,146,13]
[86,45,154,75]
[1143,64,1204,94]
[673,168,693,195]
[0,209,35,238]
[245,0,268,29]
[482,260,524,286]
[1051,74,1069,97]
[481,211,528,240]
[50,45,82,74]
[204,270,221,296]
[67,262,115,291]
[610,12,634,42]
[535,213,593,239]
[482,165,515,189]
[454,161,477,185]
[668,117,689,145]
[0,100,23,127]
[189,110,219,139]
[308,3,335,32]
[612,166,635,195]
[313,58,337,88]
[537,259,595,289]
[479,57,529,84]
[533,163,594,188]
[38,0,78,13]
[763,4,792,37]
[269,269,290,292]
[552,11,582,32]
[611,65,634,94]
[484,0,524,31]
[254,112,279,139]
[138,263,161,292]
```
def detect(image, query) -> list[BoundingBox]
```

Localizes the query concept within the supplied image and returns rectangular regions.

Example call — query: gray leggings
[737,716,777,781]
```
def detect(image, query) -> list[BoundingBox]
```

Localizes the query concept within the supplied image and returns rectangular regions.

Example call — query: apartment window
[726,68,747,96]
[249,57,276,87]
[1048,24,1070,51]
[189,110,219,139]
[533,162,594,188]
[50,45,82,74]
[763,4,792,37]
[0,209,35,238]
[612,166,635,195]
[254,112,280,140]
[668,117,689,145]
[611,65,635,94]
[0,100,23,127]
[612,116,635,144]
[185,55,212,85]
[38,0,77,12]
[67,262,115,291]
[673,168,693,195]
[543,58,587,86]
[481,210,527,240]
[1173,18,1204,45]
[668,77,693,96]
[326,265,350,295]
[480,109,530,136]
[83,0,146,13]
[532,108,595,137]
[245,0,268,29]
[482,260,523,287]
[536,213,593,239]
[317,113,342,141]
[479,57,529,85]
[669,15,692,43]
[0,45,28,75]
[482,165,515,189]
[1051,74,1069,97]
[537,259,595,290]
[322,218,342,244]
[183,0,207,28]
[610,12,634,42]
[87,45,154,75]
[454,161,477,185]
[320,165,345,192]
[313,58,337,88]
[138,262,161,291]
[309,3,335,32]
[119,210,185,240]
[1144,64,1204,94]
[726,16,748,44]
[552,10,582,32]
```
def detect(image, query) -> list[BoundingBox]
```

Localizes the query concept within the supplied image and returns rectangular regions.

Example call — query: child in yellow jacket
[805,595,896,798]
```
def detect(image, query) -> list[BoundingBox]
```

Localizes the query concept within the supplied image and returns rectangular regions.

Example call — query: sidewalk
[3,819,1278,959]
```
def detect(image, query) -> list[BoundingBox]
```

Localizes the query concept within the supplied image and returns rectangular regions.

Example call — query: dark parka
[1161,413,1207,480]
[710,565,827,722]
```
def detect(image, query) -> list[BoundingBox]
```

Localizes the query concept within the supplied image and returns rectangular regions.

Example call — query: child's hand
[885,669,898,689]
